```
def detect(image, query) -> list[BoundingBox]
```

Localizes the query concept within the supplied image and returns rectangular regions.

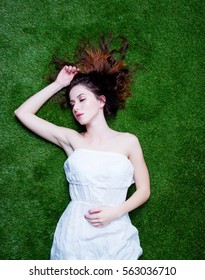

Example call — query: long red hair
[51,34,133,116]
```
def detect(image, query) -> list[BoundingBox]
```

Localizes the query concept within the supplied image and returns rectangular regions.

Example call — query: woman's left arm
[84,135,150,227]
[118,135,150,216]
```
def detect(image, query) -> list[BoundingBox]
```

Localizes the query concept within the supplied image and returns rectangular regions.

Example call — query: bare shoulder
[114,131,142,157]
[63,126,80,137]
[54,126,79,143]
[117,132,140,147]
[57,127,82,154]
[65,127,85,144]
[121,132,139,141]
[118,132,142,159]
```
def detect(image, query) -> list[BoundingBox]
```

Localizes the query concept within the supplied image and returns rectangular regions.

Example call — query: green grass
[1,0,205,260]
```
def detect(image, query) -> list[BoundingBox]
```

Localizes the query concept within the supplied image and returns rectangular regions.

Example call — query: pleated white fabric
[50,149,142,260]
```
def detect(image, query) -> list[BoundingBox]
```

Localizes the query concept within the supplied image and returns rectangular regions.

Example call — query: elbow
[14,108,21,119]
[14,108,19,118]
[14,109,18,117]
[143,187,151,203]
[14,108,26,120]
[146,189,151,201]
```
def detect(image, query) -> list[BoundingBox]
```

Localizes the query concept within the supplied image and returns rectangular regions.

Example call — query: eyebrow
[70,94,86,103]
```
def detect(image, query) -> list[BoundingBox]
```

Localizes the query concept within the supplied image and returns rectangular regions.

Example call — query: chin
[77,119,88,126]
[76,113,98,126]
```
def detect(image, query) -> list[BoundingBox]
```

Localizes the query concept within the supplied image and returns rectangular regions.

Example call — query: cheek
[90,97,101,109]
[83,99,97,112]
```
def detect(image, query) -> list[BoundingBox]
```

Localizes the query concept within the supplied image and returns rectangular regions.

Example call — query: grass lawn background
[0,0,204,259]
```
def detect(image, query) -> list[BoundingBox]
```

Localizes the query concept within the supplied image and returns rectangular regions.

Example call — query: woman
[15,35,150,260]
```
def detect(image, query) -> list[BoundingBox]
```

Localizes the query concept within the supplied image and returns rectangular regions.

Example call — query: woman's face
[69,84,105,125]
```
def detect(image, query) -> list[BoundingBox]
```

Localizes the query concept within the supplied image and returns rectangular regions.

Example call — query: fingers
[84,207,115,227]
[85,217,103,227]
[84,209,101,218]
[84,209,104,227]
[88,209,101,214]
[64,65,79,75]
[84,213,100,220]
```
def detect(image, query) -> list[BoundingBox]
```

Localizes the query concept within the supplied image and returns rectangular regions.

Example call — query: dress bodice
[51,148,142,260]
[64,149,135,206]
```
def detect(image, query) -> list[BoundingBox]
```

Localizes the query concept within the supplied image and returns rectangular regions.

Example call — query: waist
[70,199,117,207]
[68,200,131,224]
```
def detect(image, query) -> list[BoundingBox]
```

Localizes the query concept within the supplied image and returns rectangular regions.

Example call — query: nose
[72,102,78,111]
[73,103,80,113]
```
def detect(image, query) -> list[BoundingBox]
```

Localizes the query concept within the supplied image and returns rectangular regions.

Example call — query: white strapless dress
[50,149,142,260]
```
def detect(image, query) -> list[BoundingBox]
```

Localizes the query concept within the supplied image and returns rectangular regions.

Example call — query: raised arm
[15,66,79,149]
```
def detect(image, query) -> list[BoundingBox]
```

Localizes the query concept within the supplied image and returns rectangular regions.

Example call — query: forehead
[69,84,94,101]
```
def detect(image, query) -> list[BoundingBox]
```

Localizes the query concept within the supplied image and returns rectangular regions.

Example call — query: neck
[85,114,112,142]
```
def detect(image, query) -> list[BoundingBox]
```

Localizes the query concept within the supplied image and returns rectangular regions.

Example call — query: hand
[55,65,79,88]
[84,207,121,227]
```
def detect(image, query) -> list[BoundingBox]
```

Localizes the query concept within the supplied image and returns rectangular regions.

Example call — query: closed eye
[70,99,85,108]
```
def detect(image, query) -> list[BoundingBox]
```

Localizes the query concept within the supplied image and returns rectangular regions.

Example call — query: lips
[76,113,84,118]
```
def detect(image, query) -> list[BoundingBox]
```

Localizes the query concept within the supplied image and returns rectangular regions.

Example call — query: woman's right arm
[14,66,78,149]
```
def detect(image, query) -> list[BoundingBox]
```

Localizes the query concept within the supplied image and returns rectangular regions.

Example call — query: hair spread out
[51,34,133,117]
